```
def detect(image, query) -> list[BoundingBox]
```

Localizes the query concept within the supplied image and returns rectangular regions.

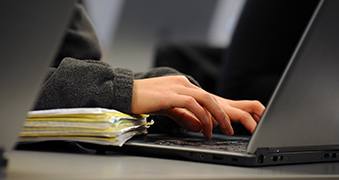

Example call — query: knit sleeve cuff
[110,68,134,114]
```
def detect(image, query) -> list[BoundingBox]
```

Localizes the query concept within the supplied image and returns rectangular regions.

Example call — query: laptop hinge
[257,145,339,154]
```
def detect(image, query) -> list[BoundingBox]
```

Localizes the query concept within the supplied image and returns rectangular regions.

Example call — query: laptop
[0,0,75,167]
[105,0,339,166]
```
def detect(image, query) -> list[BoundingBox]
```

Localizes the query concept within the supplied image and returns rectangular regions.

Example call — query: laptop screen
[0,0,75,156]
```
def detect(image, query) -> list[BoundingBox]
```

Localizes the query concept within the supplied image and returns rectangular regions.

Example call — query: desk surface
[1,150,339,180]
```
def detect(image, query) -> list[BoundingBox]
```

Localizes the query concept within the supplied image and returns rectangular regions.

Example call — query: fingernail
[207,133,212,139]
[222,127,233,136]
[204,130,212,139]
[227,126,234,135]
[225,115,234,135]
[203,115,210,125]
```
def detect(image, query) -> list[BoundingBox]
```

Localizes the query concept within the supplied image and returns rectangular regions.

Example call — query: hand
[212,96,265,133]
[131,75,230,138]
[131,76,265,139]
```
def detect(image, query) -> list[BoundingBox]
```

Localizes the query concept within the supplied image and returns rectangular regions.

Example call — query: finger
[225,106,258,133]
[202,122,213,139]
[202,108,213,139]
[228,100,265,122]
[165,108,203,133]
[177,88,234,135]
[165,94,212,128]
[252,113,261,122]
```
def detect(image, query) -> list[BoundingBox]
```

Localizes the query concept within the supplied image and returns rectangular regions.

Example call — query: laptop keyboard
[153,138,248,153]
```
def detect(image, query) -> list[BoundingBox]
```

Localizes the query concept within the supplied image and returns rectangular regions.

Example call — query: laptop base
[77,133,339,167]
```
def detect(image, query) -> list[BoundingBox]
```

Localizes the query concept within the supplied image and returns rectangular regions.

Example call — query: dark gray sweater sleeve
[34,58,134,114]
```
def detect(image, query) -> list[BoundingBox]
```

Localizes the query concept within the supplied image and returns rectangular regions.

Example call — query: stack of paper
[19,108,153,146]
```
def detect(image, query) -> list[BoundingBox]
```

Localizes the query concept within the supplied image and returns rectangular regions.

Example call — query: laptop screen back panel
[248,0,339,153]
[0,0,74,154]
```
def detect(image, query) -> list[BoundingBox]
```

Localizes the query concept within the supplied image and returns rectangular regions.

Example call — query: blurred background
[83,0,245,73]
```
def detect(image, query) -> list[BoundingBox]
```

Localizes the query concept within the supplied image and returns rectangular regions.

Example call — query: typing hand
[131,76,265,139]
